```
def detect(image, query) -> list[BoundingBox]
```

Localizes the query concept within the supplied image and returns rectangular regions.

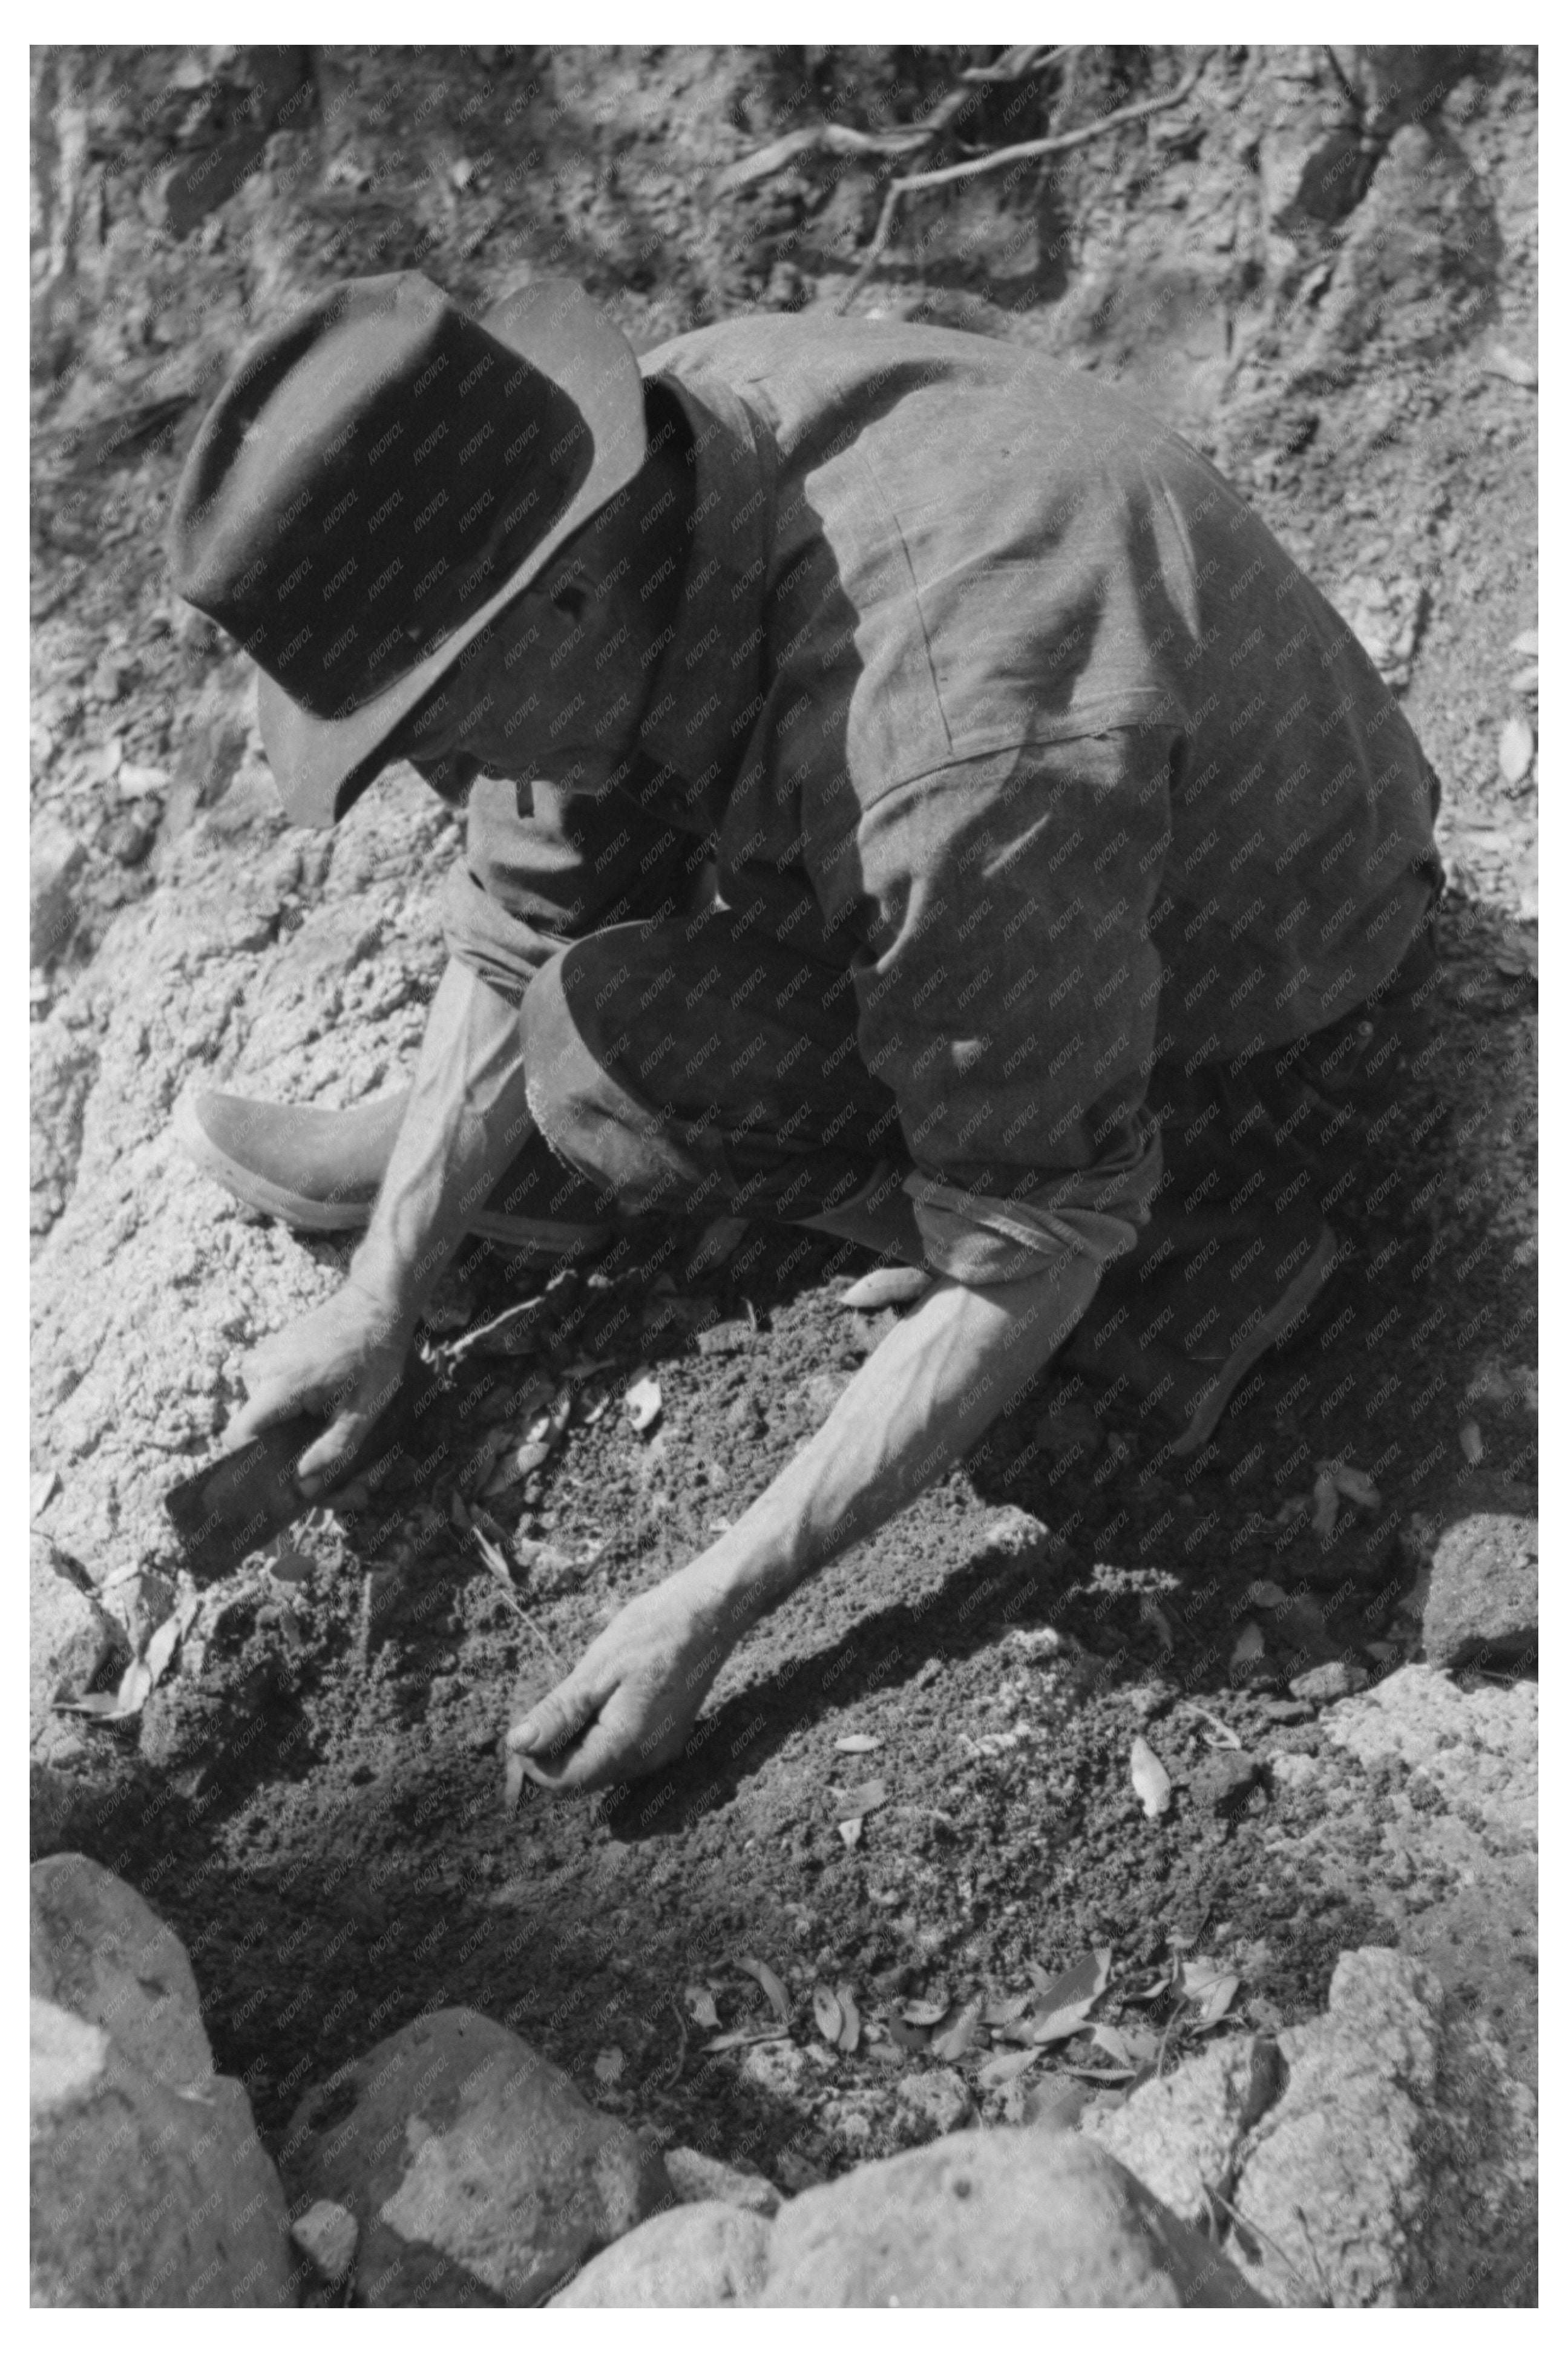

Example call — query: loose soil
[31,44,1537,2198]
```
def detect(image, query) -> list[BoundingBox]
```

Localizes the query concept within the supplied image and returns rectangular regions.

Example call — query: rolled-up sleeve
[839,732,1176,1284]
[439,770,701,1004]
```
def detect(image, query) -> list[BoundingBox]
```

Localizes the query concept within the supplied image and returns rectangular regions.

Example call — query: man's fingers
[295,1412,375,1495]
[222,1382,313,1452]
[508,1676,601,1767]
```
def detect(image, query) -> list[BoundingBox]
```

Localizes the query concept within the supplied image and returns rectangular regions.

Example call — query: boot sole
[173,1093,614,1264]
[1169,1222,1341,1457]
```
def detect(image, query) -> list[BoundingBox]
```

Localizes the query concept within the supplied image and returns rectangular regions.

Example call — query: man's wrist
[340,1256,421,1346]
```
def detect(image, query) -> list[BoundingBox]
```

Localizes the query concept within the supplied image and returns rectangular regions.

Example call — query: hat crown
[169,273,591,720]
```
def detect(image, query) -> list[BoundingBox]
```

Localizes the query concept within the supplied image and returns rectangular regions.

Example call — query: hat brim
[256,281,648,827]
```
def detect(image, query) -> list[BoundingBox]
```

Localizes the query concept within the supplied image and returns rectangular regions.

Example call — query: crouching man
[168,272,1442,1792]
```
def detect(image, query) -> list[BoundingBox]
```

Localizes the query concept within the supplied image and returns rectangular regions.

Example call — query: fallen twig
[833,49,1213,316]
[710,45,1077,198]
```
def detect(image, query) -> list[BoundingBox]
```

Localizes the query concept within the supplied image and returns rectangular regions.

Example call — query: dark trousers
[511,904,1441,1284]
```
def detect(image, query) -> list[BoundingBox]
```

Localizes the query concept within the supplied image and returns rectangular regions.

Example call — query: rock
[1088,1948,1536,2306]
[1324,1664,1535,1845]
[281,2008,671,2307]
[755,2128,1265,2306]
[664,2144,782,2216]
[31,1996,297,2306]
[30,816,85,966]
[1410,1511,1537,1668]
[894,2066,975,2142]
[1288,1659,1368,1703]
[1190,1751,1261,1813]
[31,1852,211,2090]
[30,1534,128,1753]
[551,2201,773,2306]
[292,2200,359,2284]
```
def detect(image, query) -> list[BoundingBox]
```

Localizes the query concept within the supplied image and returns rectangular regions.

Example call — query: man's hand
[225,1276,413,1498]
[507,1574,730,1794]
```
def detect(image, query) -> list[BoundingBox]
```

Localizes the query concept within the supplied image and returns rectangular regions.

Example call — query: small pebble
[1288,1659,1370,1704]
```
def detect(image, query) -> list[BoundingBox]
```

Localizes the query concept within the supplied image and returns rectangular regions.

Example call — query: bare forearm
[350,958,534,1324]
[689,1250,1103,1636]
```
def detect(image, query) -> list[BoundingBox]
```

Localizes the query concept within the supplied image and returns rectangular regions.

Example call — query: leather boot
[1064,1207,1340,1458]
[174,1088,616,1261]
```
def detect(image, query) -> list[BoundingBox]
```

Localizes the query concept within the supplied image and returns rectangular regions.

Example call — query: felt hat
[168,272,647,825]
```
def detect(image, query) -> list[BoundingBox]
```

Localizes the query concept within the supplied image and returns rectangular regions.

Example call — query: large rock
[31,1853,211,2090]
[553,2200,773,2306]
[30,1534,127,1754]
[31,1997,297,2306]
[30,815,85,967]
[755,2128,1264,2306]
[281,2008,672,2308]
[1088,1947,1537,2307]
[30,1854,297,2306]
[1412,1511,1537,1667]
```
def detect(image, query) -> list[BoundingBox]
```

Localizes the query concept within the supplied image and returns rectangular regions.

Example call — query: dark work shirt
[441,314,1440,1282]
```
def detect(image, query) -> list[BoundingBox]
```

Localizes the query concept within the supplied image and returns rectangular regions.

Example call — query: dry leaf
[1129,1734,1172,1819]
[812,1986,844,2044]
[593,2047,625,2085]
[834,1733,881,1754]
[1245,1581,1289,1612]
[706,2027,787,2053]
[1498,714,1535,785]
[1091,2024,1135,2066]
[1028,1950,1112,2012]
[735,1954,792,2026]
[930,1995,985,2062]
[143,1614,181,1689]
[502,1751,526,1814]
[1494,929,1538,980]
[686,1986,721,2030]
[1058,2061,1137,2084]
[1509,627,1539,658]
[1329,1463,1381,1511]
[1458,1419,1484,1465]
[1193,1972,1241,2028]
[900,1998,953,2029]
[57,1656,153,1722]
[1311,1468,1340,1540]
[625,1374,663,1434]
[983,1991,1034,2029]
[835,1985,862,2055]
[977,2046,1041,2089]
[30,1470,60,1519]
[1230,1620,1265,1672]
[841,1266,932,1311]
[837,1816,863,1849]
[1140,1597,1176,1653]
[1028,1998,1096,2047]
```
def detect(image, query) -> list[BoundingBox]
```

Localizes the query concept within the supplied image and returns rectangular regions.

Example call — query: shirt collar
[630,365,773,833]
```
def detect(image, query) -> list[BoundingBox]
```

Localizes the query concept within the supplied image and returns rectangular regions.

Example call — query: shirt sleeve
[438,766,705,1004]
[838,732,1176,1285]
